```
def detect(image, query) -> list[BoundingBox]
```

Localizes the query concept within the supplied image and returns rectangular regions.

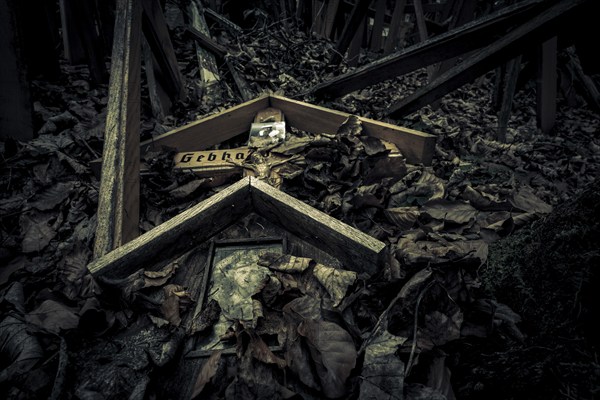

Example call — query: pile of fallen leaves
[2,3,600,399]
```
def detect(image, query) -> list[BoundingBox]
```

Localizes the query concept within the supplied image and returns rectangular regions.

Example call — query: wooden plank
[536,36,557,134]
[140,95,270,154]
[204,7,243,34]
[142,36,172,120]
[268,95,436,165]
[225,57,254,101]
[94,0,142,258]
[386,0,589,118]
[370,0,386,51]
[250,177,385,276]
[331,0,371,65]
[142,0,185,101]
[383,0,407,55]
[89,95,269,173]
[74,0,109,84]
[347,16,366,67]
[322,0,340,39]
[0,0,33,141]
[185,26,227,59]
[566,47,600,113]
[188,0,221,96]
[497,55,522,142]
[311,0,546,98]
[89,178,252,277]
[59,0,86,64]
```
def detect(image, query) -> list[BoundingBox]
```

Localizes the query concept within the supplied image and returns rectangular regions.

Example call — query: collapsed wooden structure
[308,0,598,140]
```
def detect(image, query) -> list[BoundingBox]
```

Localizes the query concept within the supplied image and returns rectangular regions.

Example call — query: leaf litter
[1,2,599,399]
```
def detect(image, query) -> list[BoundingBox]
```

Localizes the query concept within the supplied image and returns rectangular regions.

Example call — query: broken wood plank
[142,0,185,101]
[250,177,385,275]
[142,36,172,120]
[185,26,227,59]
[347,16,366,67]
[188,0,222,98]
[311,0,547,98]
[94,0,142,258]
[386,0,590,118]
[497,55,522,142]
[369,0,386,51]
[204,7,243,34]
[383,0,407,55]
[225,57,254,101]
[269,95,436,165]
[536,36,557,134]
[0,0,33,140]
[331,0,370,66]
[89,178,252,277]
[566,47,600,113]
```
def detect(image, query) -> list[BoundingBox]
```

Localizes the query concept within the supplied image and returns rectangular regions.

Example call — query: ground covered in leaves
[1,5,599,400]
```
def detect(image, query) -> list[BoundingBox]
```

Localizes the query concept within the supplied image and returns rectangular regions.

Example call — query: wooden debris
[94,0,142,258]
[497,55,522,142]
[386,0,590,118]
[331,0,370,66]
[142,0,185,101]
[311,0,547,99]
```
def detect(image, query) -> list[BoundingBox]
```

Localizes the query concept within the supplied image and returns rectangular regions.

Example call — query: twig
[49,337,68,400]
[405,280,436,377]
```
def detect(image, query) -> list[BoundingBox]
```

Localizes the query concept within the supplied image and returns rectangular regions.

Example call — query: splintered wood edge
[88,178,252,277]
[249,177,386,275]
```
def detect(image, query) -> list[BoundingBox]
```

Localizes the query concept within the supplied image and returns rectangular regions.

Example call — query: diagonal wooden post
[94,0,142,259]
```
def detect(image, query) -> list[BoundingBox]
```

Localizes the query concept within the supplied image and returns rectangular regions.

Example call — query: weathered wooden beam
[142,36,171,120]
[536,36,557,134]
[72,0,109,83]
[94,0,142,259]
[386,0,589,118]
[140,95,270,154]
[268,95,436,165]
[142,0,185,101]
[369,0,386,51]
[311,0,546,98]
[90,178,251,277]
[323,0,340,39]
[347,16,366,67]
[225,57,254,101]
[0,0,33,141]
[566,47,600,113]
[331,0,370,66]
[497,55,522,142]
[204,7,243,34]
[250,178,385,275]
[383,0,407,55]
[185,26,227,59]
[188,0,222,98]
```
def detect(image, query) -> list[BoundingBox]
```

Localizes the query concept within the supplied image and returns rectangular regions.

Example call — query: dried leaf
[298,319,357,398]
[259,253,313,273]
[427,355,456,400]
[359,330,406,400]
[385,207,420,230]
[312,264,357,307]
[26,300,79,334]
[169,179,208,199]
[422,199,479,225]
[160,284,191,326]
[0,315,44,384]
[283,296,322,323]
[30,181,76,211]
[191,350,222,399]
[420,309,463,348]
[244,330,286,368]
[510,186,553,214]
[21,215,56,253]
[143,262,179,288]
[189,299,221,335]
